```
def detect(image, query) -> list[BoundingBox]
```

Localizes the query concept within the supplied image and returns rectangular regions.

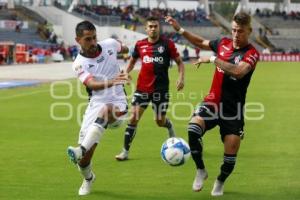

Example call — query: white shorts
[78,99,127,144]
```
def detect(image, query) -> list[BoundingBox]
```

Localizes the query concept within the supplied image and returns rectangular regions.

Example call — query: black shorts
[193,103,245,141]
[131,90,169,116]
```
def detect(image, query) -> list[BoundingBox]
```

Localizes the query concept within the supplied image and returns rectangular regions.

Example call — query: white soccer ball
[161,137,191,166]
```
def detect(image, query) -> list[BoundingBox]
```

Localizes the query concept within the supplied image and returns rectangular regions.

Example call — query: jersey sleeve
[72,63,93,85]
[242,48,260,69]
[209,38,221,53]
[102,38,121,53]
[131,42,140,59]
[168,39,180,59]
[108,38,122,53]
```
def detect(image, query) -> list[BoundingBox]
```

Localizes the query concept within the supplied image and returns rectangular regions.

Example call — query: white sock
[78,163,92,180]
[81,123,105,151]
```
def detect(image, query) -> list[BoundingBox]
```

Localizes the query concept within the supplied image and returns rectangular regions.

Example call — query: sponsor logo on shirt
[88,64,95,68]
[97,56,105,63]
[143,55,164,64]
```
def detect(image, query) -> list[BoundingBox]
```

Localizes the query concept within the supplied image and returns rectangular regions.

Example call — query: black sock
[164,118,175,137]
[188,123,205,169]
[164,118,172,129]
[124,124,137,151]
[217,154,237,182]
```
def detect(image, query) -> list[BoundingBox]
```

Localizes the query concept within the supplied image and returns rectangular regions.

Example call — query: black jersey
[205,37,259,117]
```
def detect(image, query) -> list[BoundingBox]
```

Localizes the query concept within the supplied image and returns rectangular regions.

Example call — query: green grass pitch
[0,62,299,200]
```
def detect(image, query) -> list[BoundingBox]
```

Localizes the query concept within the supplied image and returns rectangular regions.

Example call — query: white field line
[0,89,51,100]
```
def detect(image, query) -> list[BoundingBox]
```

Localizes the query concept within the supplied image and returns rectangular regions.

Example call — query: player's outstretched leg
[188,122,207,191]
[115,124,136,161]
[67,146,84,164]
[68,117,106,164]
[211,179,224,196]
[78,172,96,196]
[115,148,129,161]
[211,153,237,196]
[192,169,208,192]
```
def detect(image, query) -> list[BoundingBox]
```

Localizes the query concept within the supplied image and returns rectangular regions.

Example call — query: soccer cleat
[115,149,129,161]
[78,172,96,196]
[67,146,83,164]
[211,179,224,196]
[192,169,208,192]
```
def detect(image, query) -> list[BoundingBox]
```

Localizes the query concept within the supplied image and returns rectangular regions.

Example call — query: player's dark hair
[146,16,159,23]
[76,20,96,37]
[233,12,251,27]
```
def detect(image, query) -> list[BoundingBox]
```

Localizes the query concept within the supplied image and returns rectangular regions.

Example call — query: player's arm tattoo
[215,58,252,79]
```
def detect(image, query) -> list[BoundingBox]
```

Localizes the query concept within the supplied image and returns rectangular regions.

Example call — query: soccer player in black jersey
[166,12,259,196]
[115,16,185,161]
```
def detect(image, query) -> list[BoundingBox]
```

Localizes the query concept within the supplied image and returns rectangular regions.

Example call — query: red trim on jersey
[204,68,224,109]
[83,74,93,85]
[241,47,259,69]
[94,50,101,58]
[136,38,155,93]
[204,38,233,108]
[167,39,180,59]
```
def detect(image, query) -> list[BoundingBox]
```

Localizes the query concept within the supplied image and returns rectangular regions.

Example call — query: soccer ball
[161,137,191,166]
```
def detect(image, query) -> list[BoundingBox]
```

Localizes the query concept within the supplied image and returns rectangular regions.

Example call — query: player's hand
[176,77,184,91]
[120,70,132,84]
[164,16,181,32]
[113,71,131,85]
[193,56,210,68]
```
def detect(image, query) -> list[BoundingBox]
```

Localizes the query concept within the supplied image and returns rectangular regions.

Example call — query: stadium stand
[0,5,69,65]
[0,29,45,45]
[254,8,300,53]
[1,0,300,64]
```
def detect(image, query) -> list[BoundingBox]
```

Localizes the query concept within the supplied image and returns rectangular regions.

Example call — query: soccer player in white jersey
[67,20,130,196]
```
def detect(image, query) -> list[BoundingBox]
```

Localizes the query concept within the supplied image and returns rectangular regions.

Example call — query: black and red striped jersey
[205,37,259,116]
[132,36,180,93]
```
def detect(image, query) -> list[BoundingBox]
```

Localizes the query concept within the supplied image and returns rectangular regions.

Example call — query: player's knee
[94,117,108,129]
[188,122,204,137]
[128,108,142,125]
[224,136,241,153]
[98,105,112,119]
[228,143,239,153]
[129,115,139,125]
[155,119,165,127]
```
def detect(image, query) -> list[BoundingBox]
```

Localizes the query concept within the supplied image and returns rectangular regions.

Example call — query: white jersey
[72,38,126,102]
